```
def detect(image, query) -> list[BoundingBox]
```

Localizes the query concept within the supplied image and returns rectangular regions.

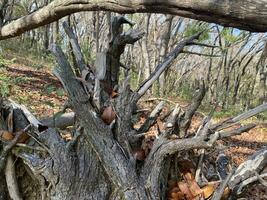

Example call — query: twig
[218,124,256,139]
[14,143,47,152]
[138,101,165,133]
[195,149,205,184]
[235,173,267,194]
[136,32,202,98]
[0,125,31,172]
[141,97,178,106]
[187,41,220,48]
[254,171,267,187]
[211,169,235,200]
[181,50,221,57]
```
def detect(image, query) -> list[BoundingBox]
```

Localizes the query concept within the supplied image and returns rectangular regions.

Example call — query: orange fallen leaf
[18,132,30,143]
[0,130,14,141]
[188,179,203,197]
[111,91,119,98]
[178,181,194,200]
[201,184,215,199]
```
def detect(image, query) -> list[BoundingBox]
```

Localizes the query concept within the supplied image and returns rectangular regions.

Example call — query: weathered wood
[1,0,267,41]
[50,44,148,200]
[41,112,75,129]
[229,148,267,189]
[211,102,267,131]
[138,101,165,133]
[179,80,206,137]
[5,155,23,200]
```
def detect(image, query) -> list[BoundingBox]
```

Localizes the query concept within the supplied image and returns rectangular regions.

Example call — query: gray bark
[1,0,267,40]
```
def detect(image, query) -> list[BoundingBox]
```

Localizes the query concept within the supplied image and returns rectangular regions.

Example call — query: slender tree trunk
[158,15,173,96]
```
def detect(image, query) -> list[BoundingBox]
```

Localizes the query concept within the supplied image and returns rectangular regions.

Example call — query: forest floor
[0,57,267,199]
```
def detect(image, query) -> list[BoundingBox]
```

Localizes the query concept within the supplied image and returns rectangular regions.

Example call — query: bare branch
[62,21,88,72]
[0,0,267,40]
[229,148,267,189]
[136,32,202,98]
[181,50,221,57]
[235,173,267,194]
[137,101,165,133]
[187,42,220,48]
[41,112,75,129]
[179,80,206,137]
[218,124,256,139]
[211,103,267,131]
[5,155,23,200]
[211,169,235,200]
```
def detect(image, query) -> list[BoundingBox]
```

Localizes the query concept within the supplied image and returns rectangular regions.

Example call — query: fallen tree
[0,17,267,200]
[1,0,267,40]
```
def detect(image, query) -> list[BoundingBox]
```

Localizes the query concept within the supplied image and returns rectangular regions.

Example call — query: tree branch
[211,103,267,131]
[229,148,267,189]
[136,32,202,98]
[1,0,267,40]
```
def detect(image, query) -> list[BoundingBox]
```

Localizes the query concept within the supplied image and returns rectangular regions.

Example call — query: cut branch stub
[138,101,165,134]
[179,80,206,137]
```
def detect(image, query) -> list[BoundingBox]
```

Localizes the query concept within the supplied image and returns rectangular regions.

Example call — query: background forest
[0,0,267,200]
[1,3,267,119]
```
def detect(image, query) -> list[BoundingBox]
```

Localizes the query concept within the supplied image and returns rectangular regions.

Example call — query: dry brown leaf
[0,130,14,141]
[178,181,194,200]
[132,149,146,161]
[201,184,215,199]
[18,132,29,143]
[167,187,181,199]
[111,91,119,98]
[184,172,194,181]
[222,187,230,200]
[168,180,178,188]
[171,191,185,200]
[101,106,116,125]
[188,179,203,197]
[178,159,196,175]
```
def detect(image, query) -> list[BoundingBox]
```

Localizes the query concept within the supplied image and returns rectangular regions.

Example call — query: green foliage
[1,38,54,69]
[184,22,210,41]
[212,108,240,119]
[44,84,56,94]
[56,88,65,96]
[221,28,239,43]
[0,74,11,97]
[0,56,13,68]
[177,83,194,101]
